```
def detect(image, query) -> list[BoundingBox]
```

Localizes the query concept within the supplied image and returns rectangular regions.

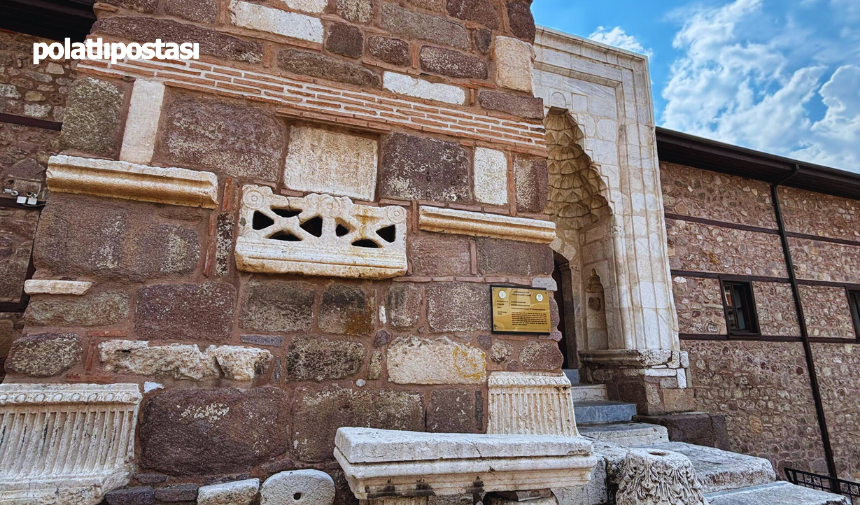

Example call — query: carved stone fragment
[487,372,579,436]
[615,448,707,505]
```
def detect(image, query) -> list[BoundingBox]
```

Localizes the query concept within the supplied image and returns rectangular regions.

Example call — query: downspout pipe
[771,164,838,479]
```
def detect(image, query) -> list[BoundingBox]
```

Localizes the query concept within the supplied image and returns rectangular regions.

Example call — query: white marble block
[260,470,335,505]
[487,372,579,437]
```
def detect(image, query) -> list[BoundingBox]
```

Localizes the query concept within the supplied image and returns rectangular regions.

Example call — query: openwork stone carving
[616,448,707,505]
[236,186,407,278]
[487,372,579,436]
[0,383,142,505]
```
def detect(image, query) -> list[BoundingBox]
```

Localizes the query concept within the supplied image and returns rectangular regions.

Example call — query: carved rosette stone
[0,383,143,505]
[235,186,407,278]
[615,448,708,505]
[487,372,579,436]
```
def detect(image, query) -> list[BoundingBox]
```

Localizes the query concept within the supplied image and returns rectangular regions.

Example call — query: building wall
[662,160,860,481]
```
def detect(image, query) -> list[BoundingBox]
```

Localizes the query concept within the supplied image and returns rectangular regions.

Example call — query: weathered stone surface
[478,90,544,119]
[287,336,366,382]
[105,486,155,505]
[753,281,800,336]
[24,280,92,296]
[519,341,563,370]
[446,0,498,29]
[326,22,364,59]
[514,156,549,213]
[387,337,486,384]
[616,448,707,505]
[427,282,491,332]
[26,292,128,327]
[379,133,471,202]
[208,346,273,381]
[100,0,156,11]
[230,1,323,42]
[135,283,236,343]
[284,126,378,200]
[60,77,122,157]
[260,470,335,505]
[474,147,508,205]
[383,72,466,104]
[6,333,82,377]
[335,0,373,23]
[368,36,410,66]
[197,479,259,505]
[374,330,393,347]
[278,49,381,88]
[368,351,383,379]
[672,276,727,335]
[707,481,851,505]
[319,284,375,335]
[427,389,479,433]
[419,46,488,79]
[505,0,535,42]
[0,208,38,305]
[154,483,199,502]
[634,413,730,450]
[159,94,285,181]
[491,341,512,363]
[281,0,329,13]
[801,285,855,338]
[141,388,289,475]
[380,4,470,49]
[386,284,422,329]
[474,28,492,54]
[241,280,315,333]
[409,232,471,276]
[495,36,533,92]
[650,442,776,494]
[291,387,424,461]
[477,238,553,275]
[407,0,443,11]
[93,17,263,63]
[163,0,218,22]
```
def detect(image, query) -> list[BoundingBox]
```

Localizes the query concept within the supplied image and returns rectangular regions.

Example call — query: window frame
[719,278,761,337]
[847,289,860,340]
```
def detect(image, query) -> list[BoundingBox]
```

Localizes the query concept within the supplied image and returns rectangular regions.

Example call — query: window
[848,290,860,339]
[722,281,759,335]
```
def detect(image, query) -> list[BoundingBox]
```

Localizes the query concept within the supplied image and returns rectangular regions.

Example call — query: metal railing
[785,468,860,499]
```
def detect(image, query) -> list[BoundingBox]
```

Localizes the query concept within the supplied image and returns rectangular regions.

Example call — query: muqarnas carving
[236,186,408,278]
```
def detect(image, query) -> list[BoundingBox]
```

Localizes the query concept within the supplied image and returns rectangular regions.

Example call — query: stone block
[515,156,548,213]
[446,0,498,29]
[418,207,556,244]
[5,332,82,377]
[379,133,470,202]
[120,80,166,165]
[380,4,469,50]
[229,1,323,43]
[93,17,263,63]
[197,479,259,505]
[278,49,381,88]
[477,238,553,275]
[409,232,471,276]
[163,0,218,22]
[240,280,315,333]
[260,470,335,505]
[105,487,155,505]
[326,22,363,59]
[419,46,488,79]
[474,28,492,54]
[100,0,156,11]
[140,388,289,475]
[60,77,123,157]
[368,36,410,66]
[24,280,92,296]
[368,351,383,379]
[386,284,422,329]
[633,413,731,450]
[519,340,563,370]
[134,283,236,343]
[505,0,535,42]
[495,36,533,93]
[154,483,199,502]
[616,448,707,505]
[287,336,366,382]
[490,341,512,363]
[383,72,466,104]
[387,337,486,384]
[335,0,373,23]
[478,90,544,119]
[427,389,479,433]
[427,282,490,332]
[26,292,129,327]
[159,94,286,181]
[473,147,508,205]
[207,346,273,381]
[661,387,696,414]
[319,284,375,335]
[281,0,329,13]
[284,126,378,200]
[291,387,424,461]
[487,372,578,436]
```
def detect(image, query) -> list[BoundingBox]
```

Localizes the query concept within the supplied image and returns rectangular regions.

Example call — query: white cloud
[661,0,860,171]
[589,26,653,57]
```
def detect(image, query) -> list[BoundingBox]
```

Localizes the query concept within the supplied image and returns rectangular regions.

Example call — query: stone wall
[812,343,860,481]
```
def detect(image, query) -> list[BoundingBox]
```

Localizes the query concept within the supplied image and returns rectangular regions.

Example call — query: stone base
[633,412,730,450]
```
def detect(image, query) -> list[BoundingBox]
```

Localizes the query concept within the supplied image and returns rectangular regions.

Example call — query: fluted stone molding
[0,383,142,505]
[46,155,219,209]
[615,448,707,505]
[487,372,579,437]
[24,280,93,296]
[418,206,557,244]
[235,186,408,278]
[534,27,679,354]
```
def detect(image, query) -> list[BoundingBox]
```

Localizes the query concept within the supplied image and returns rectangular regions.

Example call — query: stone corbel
[418,206,556,243]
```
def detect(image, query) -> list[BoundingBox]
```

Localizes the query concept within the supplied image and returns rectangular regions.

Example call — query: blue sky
[533,0,860,172]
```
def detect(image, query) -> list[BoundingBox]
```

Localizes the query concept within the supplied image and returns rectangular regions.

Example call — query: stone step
[573,401,637,425]
[643,442,776,494]
[569,384,607,402]
[705,481,851,505]
[578,422,669,447]
[563,369,580,385]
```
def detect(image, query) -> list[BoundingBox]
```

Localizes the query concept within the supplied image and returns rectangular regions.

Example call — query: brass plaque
[491,286,552,334]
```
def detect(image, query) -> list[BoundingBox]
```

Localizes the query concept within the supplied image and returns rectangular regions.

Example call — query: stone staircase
[568,374,639,426]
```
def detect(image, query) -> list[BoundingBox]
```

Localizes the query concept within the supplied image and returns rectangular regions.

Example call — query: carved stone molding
[615,448,707,505]
[47,155,219,209]
[0,383,142,505]
[418,207,556,244]
[235,186,407,278]
[487,372,579,436]
[24,280,93,296]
